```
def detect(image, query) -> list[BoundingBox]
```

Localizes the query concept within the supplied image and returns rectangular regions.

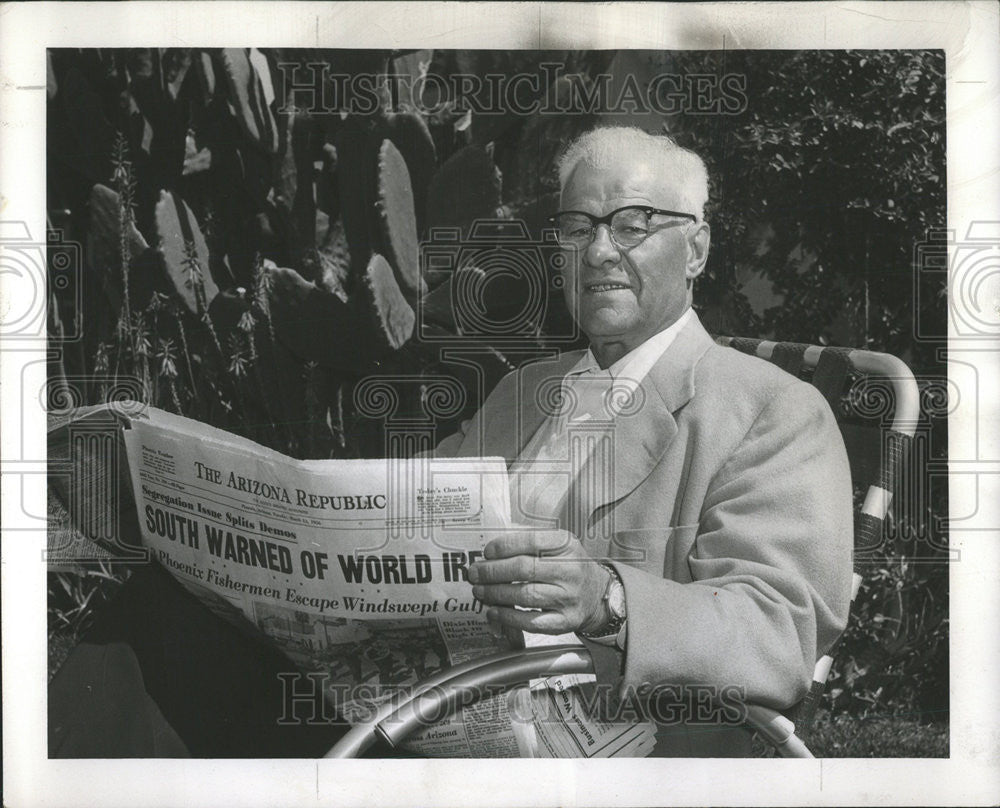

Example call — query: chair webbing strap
[793,679,827,741]
[875,430,910,491]
[854,511,885,556]
[769,342,808,376]
[811,347,853,409]
[728,337,763,357]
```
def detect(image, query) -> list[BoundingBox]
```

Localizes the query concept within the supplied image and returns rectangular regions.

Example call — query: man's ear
[685,222,711,281]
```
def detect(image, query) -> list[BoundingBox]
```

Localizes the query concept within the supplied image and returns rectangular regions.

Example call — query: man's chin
[580,322,632,343]
[578,311,638,341]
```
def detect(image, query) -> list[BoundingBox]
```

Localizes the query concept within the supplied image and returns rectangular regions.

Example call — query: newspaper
[54,404,654,757]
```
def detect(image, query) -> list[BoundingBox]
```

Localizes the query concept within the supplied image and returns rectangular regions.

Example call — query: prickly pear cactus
[427,144,503,239]
[334,115,381,279]
[217,48,279,153]
[363,252,415,350]
[385,110,436,235]
[155,189,219,314]
[51,47,526,461]
[375,139,424,300]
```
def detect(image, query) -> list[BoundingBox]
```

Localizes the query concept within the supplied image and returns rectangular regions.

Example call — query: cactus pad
[426,144,502,239]
[218,48,279,153]
[154,189,219,313]
[417,275,455,331]
[363,253,415,350]
[334,116,380,278]
[86,183,150,313]
[375,139,424,299]
[385,111,436,234]
[267,262,381,374]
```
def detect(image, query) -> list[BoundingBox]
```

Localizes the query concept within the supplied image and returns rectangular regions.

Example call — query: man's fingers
[485,606,570,635]
[482,529,576,560]
[469,556,531,584]
[469,555,572,585]
[473,582,560,609]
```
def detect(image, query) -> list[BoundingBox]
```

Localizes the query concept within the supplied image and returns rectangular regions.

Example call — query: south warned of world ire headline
[140,460,488,617]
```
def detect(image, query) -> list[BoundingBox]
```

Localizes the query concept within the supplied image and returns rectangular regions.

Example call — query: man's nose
[584,224,621,266]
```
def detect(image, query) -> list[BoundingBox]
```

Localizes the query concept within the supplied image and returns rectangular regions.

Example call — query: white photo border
[2,2,998,806]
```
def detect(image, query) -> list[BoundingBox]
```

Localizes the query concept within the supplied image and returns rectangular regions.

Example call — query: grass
[47,567,130,681]
[807,713,948,757]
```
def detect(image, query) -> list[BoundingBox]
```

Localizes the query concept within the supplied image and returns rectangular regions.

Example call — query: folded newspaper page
[53,404,654,757]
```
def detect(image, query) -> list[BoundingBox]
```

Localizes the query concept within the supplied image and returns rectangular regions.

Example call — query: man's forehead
[561,156,683,210]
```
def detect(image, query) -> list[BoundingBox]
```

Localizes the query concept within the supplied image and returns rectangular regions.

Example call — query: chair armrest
[324,646,592,758]
[744,704,815,758]
[325,647,815,758]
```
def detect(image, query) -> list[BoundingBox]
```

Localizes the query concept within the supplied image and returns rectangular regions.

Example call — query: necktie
[509,367,616,529]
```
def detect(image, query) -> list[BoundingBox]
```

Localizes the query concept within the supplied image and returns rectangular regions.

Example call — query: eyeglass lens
[555,207,653,248]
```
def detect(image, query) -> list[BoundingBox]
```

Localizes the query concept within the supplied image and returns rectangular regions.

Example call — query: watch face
[608,580,626,620]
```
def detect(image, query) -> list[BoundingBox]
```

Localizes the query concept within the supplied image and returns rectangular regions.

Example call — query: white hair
[556,127,709,221]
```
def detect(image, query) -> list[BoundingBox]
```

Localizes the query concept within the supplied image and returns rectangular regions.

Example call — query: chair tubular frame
[326,339,920,759]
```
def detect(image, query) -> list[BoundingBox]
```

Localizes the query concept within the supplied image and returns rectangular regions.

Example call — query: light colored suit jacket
[435,312,853,754]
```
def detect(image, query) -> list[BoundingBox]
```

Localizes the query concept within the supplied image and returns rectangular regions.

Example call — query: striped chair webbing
[716,335,920,748]
[795,427,913,741]
[718,336,915,745]
[726,336,766,357]
[718,337,812,381]
[811,347,853,410]
[768,342,809,376]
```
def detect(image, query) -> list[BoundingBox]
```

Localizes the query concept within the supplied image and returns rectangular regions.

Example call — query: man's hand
[468,529,610,635]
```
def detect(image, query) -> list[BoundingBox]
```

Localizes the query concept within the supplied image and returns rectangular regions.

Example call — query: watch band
[579,563,627,648]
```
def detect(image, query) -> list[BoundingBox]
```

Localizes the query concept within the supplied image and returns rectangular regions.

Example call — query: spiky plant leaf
[316,217,351,301]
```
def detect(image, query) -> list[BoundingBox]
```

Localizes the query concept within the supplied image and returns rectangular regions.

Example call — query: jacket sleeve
[611,381,854,709]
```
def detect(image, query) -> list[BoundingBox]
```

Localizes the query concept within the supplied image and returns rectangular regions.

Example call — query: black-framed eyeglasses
[548,205,697,250]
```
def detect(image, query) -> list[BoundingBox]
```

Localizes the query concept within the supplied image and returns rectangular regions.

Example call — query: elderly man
[435,126,854,756]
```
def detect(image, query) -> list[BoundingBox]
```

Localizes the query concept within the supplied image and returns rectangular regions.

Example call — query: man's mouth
[584,281,633,293]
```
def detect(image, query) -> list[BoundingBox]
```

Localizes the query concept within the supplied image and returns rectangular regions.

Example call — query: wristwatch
[579,563,627,649]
